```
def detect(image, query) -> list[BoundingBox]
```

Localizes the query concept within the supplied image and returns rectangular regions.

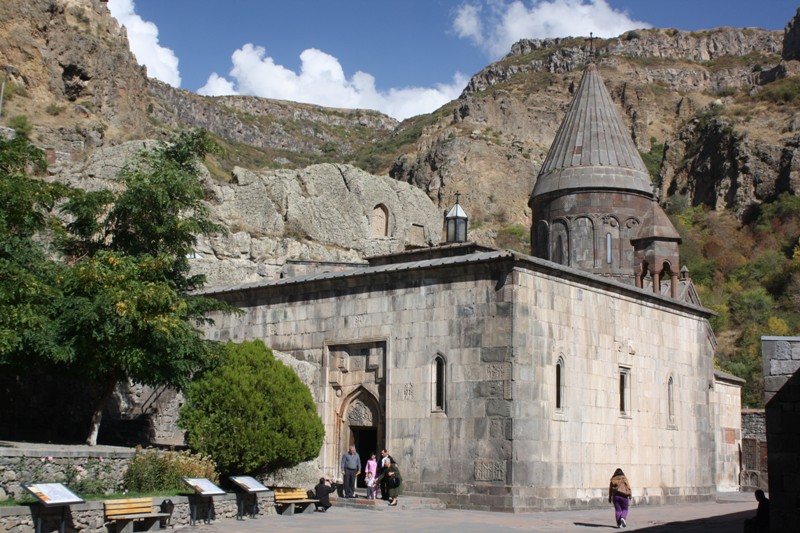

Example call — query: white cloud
[198,44,467,121]
[453,3,485,44]
[107,0,181,87]
[454,0,651,58]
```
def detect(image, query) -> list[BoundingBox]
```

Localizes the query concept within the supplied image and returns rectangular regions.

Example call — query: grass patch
[755,77,800,105]
[640,137,665,183]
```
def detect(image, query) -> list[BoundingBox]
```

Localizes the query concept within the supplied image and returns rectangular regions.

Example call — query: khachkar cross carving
[403,383,414,400]
[347,399,374,426]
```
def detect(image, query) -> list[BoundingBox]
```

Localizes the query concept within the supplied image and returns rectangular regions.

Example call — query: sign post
[182,478,225,525]
[229,476,270,520]
[22,483,84,533]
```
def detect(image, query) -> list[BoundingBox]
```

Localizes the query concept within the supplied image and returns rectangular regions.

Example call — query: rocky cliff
[2,0,800,285]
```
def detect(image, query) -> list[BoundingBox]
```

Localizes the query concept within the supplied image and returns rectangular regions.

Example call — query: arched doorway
[339,388,382,489]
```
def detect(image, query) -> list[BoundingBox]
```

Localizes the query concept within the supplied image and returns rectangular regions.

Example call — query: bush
[179,340,324,476]
[7,115,32,137]
[123,448,219,493]
[45,104,66,116]
[496,224,531,254]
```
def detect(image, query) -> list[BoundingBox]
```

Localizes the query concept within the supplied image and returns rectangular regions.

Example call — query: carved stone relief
[347,398,375,427]
[474,461,507,481]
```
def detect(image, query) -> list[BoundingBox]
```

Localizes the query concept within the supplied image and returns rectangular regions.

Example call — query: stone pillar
[670,272,678,299]
[761,336,800,533]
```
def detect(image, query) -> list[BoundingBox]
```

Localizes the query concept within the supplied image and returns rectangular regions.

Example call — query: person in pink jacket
[364,453,378,498]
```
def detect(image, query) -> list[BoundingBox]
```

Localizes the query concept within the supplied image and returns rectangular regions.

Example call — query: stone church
[201,63,742,511]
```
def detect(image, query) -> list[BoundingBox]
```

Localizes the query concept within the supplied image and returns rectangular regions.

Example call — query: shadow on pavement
[578,509,752,532]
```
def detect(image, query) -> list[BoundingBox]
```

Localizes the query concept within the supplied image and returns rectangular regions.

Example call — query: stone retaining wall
[0,493,276,533]
[741,409,765,439]
[0,448,133,501]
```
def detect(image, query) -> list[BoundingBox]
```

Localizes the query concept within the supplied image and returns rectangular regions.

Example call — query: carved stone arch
[602,215,622,268]
[371,204,389,237]
[551,219,569,265]
[534,220,549,258]
[572,216,595,270]
[432,352,447,412]
[661,260,677,277]
[337,386,383,468]
[622,216,641,268]
[340,386,380,428]
[555,353,566,412]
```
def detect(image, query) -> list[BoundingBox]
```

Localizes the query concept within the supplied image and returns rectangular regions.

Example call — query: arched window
[555,357,565,411]
[606,233,613,264]
[554,235,564,264]
[432,355,446,412]
[668,376,675,426]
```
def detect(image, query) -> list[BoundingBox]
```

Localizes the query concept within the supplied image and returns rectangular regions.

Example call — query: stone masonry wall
[761,336,800,533]
[205,254,719,511]
[0,447,133,501]
[713,379,743,492]
[511,267,716,509]
[741,409,766,439]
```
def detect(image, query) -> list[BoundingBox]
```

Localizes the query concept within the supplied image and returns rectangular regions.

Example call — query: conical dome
[529,63,671,284]
[532,64,653,199]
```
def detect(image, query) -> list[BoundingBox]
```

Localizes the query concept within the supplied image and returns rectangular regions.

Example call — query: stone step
[331,495,447,511]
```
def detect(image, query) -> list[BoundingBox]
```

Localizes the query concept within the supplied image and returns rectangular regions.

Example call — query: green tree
[0,136,68,363]
[180,340,324,476]
[54,129,236,445]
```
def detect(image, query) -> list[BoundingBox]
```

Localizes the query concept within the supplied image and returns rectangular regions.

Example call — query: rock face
[661,118,800,219]
[193,163,443,287]
[0,0,150,147]
[783,9,800,61]
[3,0,800,260]
[392,23,798,234]
[148,80,397,156]
[49,141,443,286]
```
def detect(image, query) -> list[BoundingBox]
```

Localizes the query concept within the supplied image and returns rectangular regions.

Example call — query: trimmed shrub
[179,340,324,476]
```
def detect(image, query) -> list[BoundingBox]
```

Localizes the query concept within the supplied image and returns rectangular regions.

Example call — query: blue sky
[107,0,798,120]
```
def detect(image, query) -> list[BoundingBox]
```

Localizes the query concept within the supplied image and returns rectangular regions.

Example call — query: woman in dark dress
[376,461,402,506]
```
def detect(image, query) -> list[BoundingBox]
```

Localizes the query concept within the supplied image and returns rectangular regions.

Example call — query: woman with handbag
[608,468,632,528]
[376,461,402,506]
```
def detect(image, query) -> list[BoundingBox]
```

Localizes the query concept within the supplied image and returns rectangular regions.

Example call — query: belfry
[530,63,683,298]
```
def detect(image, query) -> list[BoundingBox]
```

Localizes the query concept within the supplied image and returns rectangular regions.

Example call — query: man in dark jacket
[377,449,395,500]
[314,478,336,512]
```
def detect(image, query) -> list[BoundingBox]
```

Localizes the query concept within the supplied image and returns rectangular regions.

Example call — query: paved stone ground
[176,493,757,533]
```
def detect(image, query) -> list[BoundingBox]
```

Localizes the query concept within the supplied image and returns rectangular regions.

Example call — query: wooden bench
[272,487,319,515]
[104,497,170,533]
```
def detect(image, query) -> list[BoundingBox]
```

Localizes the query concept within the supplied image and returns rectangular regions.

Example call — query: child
[364,470,377,499]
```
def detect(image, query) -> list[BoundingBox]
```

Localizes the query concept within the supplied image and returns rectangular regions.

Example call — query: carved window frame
[432,353,447,414]
[619,366,632,418]
[553,355,567,421]
[667,375,676,429]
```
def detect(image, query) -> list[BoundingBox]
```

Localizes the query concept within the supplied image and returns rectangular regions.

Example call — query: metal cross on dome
[586,32,597,60]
